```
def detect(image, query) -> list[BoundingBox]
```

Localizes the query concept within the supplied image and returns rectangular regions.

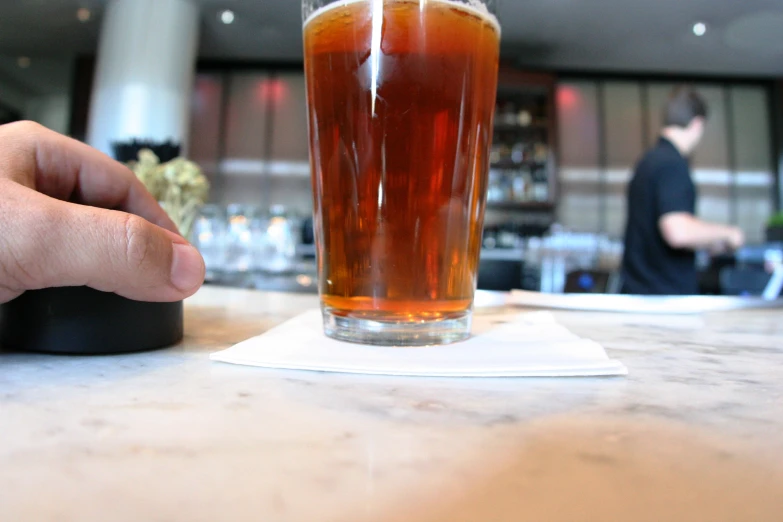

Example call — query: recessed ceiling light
[17,56,31,68]
[693,22,707,36]
[220,9,235,24]
[77,7,91,22]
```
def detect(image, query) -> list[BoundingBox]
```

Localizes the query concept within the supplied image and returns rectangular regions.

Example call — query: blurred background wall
[2,0,783,294]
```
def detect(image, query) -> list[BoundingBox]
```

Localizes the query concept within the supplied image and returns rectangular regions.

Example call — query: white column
[87,0,199,157]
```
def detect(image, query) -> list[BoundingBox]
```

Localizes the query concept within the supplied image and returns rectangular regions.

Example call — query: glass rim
[302,0,500,31]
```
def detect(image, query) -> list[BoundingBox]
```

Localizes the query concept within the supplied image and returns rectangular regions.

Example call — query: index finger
[0,121,179,234]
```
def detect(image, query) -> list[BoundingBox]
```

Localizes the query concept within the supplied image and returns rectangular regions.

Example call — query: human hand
[0,122,205,305]
[727,226,745,251]
[708,226,745,256]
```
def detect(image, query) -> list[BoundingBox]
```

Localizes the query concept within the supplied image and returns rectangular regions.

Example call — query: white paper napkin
[210,310,627,378]
[507,290,783,314]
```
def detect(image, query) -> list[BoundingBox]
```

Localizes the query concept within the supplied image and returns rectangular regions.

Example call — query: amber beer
[303,0,500,344]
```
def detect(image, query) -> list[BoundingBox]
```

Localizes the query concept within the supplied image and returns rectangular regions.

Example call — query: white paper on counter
[506,290,783,315]
[210,310,627,378]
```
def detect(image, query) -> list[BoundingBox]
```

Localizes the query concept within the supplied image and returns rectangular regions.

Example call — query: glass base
[322,308,472,346]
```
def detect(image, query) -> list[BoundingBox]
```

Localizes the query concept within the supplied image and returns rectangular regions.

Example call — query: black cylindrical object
[0,287,183,355]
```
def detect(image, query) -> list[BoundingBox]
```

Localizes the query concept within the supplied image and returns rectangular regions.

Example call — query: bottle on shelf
[532,167,550,202]
[517,110,532,127]
[500,101,517,126]
[489,144,501,165]
[511,170,527,202]
[487,169,504,203]
[498,143,511,164]
[510,142,524,163]
[533,143,549,163]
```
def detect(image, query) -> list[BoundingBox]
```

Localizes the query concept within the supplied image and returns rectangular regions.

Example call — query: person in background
[621,85,745,295]
[0,121,205,305]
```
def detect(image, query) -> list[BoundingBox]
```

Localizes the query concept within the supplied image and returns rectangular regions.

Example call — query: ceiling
[1,0,783,98]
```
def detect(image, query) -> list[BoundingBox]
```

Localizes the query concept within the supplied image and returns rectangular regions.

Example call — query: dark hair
[663,85,708,128]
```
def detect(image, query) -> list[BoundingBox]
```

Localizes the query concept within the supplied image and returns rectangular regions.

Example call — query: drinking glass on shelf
[255,205,299,274]
[190,204,227,281]
[223,204,259,274]
[302,0,501,345]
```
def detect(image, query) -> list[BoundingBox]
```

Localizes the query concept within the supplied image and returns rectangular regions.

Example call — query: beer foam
[304,0,501,36]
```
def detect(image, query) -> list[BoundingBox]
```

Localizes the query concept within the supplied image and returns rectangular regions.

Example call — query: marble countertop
[1,286,782,521]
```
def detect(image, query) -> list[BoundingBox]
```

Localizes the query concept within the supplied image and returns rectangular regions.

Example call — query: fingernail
[171,244,205,292]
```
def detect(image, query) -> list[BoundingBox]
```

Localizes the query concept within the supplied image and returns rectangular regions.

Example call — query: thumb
[5,191,205,302]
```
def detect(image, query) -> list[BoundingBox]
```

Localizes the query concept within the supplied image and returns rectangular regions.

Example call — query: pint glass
[302,0,500,345]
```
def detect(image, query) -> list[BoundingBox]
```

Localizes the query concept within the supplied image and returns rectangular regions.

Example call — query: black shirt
[621,137,698,295]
